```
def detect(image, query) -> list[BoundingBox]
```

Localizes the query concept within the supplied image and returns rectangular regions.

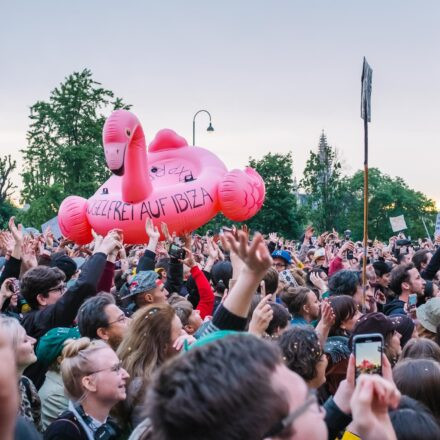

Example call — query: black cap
[349,312,398,350]
[50,253,77,282]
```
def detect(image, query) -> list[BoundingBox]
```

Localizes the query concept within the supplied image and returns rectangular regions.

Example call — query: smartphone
[8,278,19,293]
[353,333,383,379]
[168,243,186,260]
[408,294,417,312]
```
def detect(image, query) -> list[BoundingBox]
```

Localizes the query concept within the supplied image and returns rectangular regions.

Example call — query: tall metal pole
[362,100,369,311]
[360,57,372,313]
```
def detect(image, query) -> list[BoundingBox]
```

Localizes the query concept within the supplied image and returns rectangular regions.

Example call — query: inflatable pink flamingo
[58,110,265,244]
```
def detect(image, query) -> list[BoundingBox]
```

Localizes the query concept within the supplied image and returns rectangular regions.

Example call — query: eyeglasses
[46,283,66,295]
[107,314,129,326]
[263,389,321,438]
[87,361,124,376]
[273,262,287,268]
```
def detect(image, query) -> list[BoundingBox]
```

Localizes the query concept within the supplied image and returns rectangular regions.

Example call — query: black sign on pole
[361,57,373,122]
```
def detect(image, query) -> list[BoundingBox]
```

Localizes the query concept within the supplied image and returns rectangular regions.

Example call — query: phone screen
[408,294,417,310]
[354,335,383,378]
[170,243,180,252]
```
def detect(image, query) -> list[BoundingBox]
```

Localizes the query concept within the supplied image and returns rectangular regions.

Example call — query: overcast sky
[1,0,439,206]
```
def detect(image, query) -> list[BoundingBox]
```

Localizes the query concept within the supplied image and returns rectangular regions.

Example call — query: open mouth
[108,143,127,175]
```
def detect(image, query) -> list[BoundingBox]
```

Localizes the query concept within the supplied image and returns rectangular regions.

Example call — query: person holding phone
[385,263,426,317]
[0,277,20,319]
[350,313,402,366]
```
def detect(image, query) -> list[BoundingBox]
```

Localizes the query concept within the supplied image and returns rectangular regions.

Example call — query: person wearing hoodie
[384,263,426,316]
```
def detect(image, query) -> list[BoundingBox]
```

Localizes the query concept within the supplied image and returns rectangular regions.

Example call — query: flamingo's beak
[104,142,127,175]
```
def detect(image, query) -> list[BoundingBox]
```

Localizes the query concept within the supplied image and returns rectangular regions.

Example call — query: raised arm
[220,231,272,318]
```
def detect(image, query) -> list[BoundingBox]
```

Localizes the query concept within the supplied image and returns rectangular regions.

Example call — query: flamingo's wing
[218,167,265,221]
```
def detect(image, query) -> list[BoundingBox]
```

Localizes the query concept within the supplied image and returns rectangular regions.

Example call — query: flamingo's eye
[126,129,131,137]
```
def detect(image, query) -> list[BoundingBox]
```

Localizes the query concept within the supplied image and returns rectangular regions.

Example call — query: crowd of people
[1,216,440,439]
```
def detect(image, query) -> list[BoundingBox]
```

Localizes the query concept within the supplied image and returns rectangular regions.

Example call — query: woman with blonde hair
[117,303,193,428]
[0,315,41,432]
[44,337,129,440]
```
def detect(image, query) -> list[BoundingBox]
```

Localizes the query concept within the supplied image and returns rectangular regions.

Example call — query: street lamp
[192,109,214,146]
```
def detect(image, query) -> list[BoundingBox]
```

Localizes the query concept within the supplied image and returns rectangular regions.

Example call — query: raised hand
[95,229,123,255]
[206,237,218,261]
[181,232,192,250]
[8,216,23,245]
[268,232,278,243]
[21,238,38,269]
[350,374,400,440]
[0,231,14,255]
[310,272,328,294]
[320,299,335,328]
[145,218,160,241]
[180,247,196,269]
[248,294,273,337]
[161,222,172,244]
[221,230,272,276]
[91,229,104,251]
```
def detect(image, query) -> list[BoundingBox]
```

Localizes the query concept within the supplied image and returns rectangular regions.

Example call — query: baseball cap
[121,270,160,300]
[36,327,81,367]
[313,248,326,262]
[271,250,292,265]
[279,269,299,287]
[349,312,399,350]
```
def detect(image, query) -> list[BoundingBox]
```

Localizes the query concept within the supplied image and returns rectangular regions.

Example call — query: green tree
[300,132,345,231]
[247,152,303,238]
[20,69,130,227]
[0,154,18,228]
[343,168,436,241]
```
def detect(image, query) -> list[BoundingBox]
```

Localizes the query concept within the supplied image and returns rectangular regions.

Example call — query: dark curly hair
[278,326,323,382]
[20,266,66,310]
[328,270,360,297]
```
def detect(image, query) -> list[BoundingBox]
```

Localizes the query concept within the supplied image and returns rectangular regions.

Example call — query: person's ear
[145,293,153,304]
[96,327,109,341]
[402,281,410,291]
[82,375,97,393]
[36,293,48,307]
[302,304,310,314]
[184,324,194,335]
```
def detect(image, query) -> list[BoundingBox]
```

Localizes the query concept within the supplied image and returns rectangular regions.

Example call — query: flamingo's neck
[122,125,152,204]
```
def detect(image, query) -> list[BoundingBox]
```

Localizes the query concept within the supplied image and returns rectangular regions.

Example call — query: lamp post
[192,109,214,146]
